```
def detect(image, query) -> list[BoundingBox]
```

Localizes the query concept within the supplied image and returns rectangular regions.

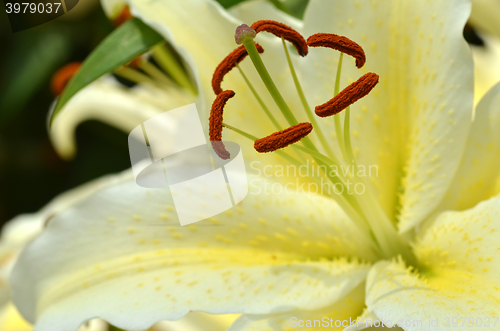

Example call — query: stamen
[212,43,264,95]
[209,90,236,159]
[254,122,313,153]
[251,20,308,57]
[315,72,379,117]
[307,33,366,68]
[114,6,133,26]
[50,62,81,96]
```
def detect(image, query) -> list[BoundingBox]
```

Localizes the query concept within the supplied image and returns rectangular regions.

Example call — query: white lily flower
[9,0,500,330]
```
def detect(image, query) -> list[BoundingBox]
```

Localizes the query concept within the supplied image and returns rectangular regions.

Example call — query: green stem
[343,106,355,163]
[152,45,196,94]
[236,65,281,130]
[334,53,347,161]
[281,37,337,161]
[242,39,299,127]
[108,325,126,331]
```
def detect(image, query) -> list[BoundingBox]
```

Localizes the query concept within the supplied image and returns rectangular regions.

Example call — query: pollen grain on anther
[209,90,236,159]
[50,62,81,96]
[251,20,308,57]
[307,33,366,68]
[254,122,313,153]
[212,43,264,95]
[315,73,379,118]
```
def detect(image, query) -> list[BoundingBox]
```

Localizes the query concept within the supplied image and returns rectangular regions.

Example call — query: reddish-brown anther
[114,6,133,26]
[254,122,313,153]
[212,43,264,95]
[251,20,308,57]
[307,33,366,68]
[315,73,379,117]
[50,62,81,96]
[209,90,236,159]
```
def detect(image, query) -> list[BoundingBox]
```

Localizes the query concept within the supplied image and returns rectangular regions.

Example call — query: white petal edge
[228,284,365,331]
[0,168,134,307]
[438,81,500,212]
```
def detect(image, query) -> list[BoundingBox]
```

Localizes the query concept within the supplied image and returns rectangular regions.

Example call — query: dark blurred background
[0,0,315,225]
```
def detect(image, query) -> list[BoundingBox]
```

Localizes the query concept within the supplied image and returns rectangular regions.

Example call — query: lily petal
[471,32,500,105]
[301,0,474,232]
[229,0,302,33]
[228,284,364,330]
[470,0,500,38]
[11,173,374,331]
[365,194,500,330]
[50,76,194,159]
[439,82,500,212]
[0,303,109,331]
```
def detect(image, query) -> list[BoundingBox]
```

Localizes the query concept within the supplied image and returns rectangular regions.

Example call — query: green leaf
[215,0,247,9]
[50,17,164,126]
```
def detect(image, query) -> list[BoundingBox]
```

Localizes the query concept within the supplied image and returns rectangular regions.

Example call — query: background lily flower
[49,61,196,159]
[7,0,500,331]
